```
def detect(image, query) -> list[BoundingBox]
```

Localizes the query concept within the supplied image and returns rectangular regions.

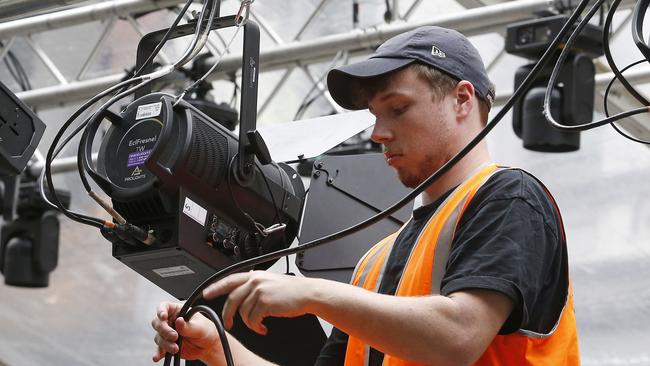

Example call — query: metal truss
[0,0,648,143]
[4,0,559,109]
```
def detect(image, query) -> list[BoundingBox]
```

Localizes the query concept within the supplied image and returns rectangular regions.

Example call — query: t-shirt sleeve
[440,170,566,335]
[315,327,349,366]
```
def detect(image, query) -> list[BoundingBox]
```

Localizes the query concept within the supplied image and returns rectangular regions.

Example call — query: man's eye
[392,106,407,116]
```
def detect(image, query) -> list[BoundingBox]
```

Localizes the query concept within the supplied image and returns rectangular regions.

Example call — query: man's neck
[420,143,492,206]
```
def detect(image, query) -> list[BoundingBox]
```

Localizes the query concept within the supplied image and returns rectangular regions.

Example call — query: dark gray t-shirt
[315,168,569,366]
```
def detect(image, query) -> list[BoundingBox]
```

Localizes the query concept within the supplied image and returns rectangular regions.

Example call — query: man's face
[368,68,455,188]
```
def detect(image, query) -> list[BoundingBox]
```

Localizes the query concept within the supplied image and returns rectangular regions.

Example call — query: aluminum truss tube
[404,0,425,20]
[205,0,556,75]
[76,17,116,80]
[0,37,15,61]
[0,0,89,22]
[25,35,69,85]
[0,0,185,39]
[29,154,97,176]
[17,0,555,108]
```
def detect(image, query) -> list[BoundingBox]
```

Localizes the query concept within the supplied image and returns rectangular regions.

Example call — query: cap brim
[327,58,414,110]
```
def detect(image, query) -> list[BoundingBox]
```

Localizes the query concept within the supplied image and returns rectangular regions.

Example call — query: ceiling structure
[0,0,648,141]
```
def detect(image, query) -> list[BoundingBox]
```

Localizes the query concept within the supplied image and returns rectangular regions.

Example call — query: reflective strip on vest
[343,165,580,366]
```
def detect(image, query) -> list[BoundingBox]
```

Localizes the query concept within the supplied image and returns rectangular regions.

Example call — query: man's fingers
[152,346,167,363]
[152,316,179,341]
[246,299,269,336]
[203,272,252,299]
[156,302,182,325]
[154,333,179,355]
[239,288,267,335]
[175,314,213,339]
[221,279,256,329]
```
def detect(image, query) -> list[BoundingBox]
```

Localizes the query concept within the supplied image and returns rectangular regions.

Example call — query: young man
[152,26,579,365]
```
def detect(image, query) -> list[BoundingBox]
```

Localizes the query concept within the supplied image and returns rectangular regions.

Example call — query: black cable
[632,0,650,65]
[180,305,234,366]
[133,0,196,79]
[45,77,146,228]
[165,2,593,365]
[603,58,650,144]
[543,0,649,131]
[603,0,649,106]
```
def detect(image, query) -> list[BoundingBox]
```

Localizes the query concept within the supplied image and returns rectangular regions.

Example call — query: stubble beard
[396,153,440,188]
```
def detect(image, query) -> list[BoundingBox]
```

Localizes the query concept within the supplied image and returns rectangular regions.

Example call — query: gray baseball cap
[327,26,495,110]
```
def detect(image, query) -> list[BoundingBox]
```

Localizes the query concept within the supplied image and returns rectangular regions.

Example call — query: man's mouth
[384,151,403,165]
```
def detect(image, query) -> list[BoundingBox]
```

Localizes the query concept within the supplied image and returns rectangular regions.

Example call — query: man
[152,26,579,365]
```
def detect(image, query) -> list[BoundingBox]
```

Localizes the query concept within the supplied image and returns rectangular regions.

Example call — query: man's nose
[370,119,392,144]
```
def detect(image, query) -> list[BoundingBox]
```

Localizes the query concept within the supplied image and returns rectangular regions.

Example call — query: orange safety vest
[344,164,580,366]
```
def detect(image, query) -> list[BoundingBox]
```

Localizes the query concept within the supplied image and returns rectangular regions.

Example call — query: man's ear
[454,80,475,121]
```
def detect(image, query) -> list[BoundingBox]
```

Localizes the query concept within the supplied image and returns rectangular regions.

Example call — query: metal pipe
[295,0,330,40]
[29,153,97,176]
[76,17,116,80]
[250,11,284,45]
[0,37,15,62]
[258,67,295,116]
[0,0,89,21]
[25,35,69,84]
[404,0,424,20]
[0,0,184,39]
[125,15,172,65]
[17,0,640,108]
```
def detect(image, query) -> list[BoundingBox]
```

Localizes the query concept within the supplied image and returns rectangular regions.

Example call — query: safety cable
[543,0,650,131]
[164,0,594,364]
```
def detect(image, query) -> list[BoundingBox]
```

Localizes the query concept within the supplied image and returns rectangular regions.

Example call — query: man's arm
[205,271,513,366]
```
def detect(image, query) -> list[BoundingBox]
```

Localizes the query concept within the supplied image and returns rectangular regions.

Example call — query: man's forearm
[305,278,498,366]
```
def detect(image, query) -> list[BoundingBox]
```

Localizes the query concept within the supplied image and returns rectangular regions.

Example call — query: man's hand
[202,271,316,335]
[151,302,223,364]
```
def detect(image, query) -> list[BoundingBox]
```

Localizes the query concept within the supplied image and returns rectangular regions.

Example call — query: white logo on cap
[431,45,446,58]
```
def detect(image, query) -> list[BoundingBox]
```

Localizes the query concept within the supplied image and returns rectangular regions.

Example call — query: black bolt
[313,170,321,178]
[327,178,334,185]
